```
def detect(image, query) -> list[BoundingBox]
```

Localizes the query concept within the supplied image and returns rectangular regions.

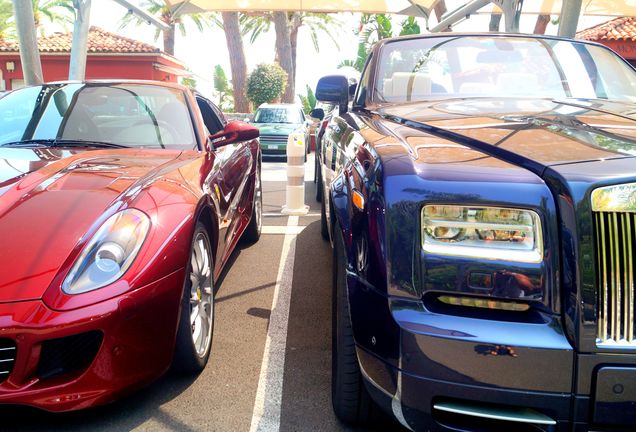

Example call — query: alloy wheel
[189,232,213,357]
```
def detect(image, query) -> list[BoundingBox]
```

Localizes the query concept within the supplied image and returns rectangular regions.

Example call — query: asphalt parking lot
[1,153,401,432]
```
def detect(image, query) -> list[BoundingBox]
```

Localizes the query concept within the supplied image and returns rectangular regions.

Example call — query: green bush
[246,63,288,109]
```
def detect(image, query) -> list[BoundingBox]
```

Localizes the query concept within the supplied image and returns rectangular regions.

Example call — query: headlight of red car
[62,209,151,294]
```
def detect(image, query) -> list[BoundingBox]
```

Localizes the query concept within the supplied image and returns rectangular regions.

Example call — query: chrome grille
[259,134,289,144]
[0,339,16,382]
[595,211,636,347]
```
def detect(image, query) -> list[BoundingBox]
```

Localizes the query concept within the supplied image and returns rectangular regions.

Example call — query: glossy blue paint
[319,33,636,431]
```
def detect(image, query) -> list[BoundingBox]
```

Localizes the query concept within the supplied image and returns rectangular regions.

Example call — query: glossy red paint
[0,269,184,411]
[209,120,259,148]
[0,80,261,411]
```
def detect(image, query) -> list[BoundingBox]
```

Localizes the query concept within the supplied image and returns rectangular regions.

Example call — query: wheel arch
[194,199,220,265]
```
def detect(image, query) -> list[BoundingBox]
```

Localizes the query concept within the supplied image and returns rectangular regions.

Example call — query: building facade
[0,27,188,90]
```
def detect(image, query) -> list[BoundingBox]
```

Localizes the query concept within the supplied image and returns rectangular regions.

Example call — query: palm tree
[272,12,294,102]
[339,14,420,72]
[32,0,74,35]
[119,0,211,56]
[533,15,551,34]
[241,12,341,103]
[221,12,250,113]
[0,0,14,40]
[288,13,340,88]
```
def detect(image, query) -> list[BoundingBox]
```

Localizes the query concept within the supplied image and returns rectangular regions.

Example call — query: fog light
[438,295,529,312]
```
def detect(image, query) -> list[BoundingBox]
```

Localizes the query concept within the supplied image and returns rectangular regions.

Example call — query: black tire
[321,191,329,240]
[315,159,323,202]
[332,229,377,425]
[173,222,214,373]
[242,165,262,244]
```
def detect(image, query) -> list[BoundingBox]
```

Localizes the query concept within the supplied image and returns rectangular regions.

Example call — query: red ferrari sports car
[0,80,262,411]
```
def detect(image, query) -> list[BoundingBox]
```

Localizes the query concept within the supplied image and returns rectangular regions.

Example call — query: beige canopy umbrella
[469,1,636,16]
[164,0,437,16]
[166,0,636,17]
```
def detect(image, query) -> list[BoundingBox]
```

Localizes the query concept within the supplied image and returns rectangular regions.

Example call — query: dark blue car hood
[378,97,636,173]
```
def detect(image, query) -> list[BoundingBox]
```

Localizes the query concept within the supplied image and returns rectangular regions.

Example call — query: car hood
[0,147,182,303]
[379,97,636,172]
[254,123,302,135]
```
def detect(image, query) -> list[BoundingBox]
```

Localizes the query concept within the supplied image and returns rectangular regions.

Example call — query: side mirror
[309,107,325,121]
[316,75,349,111]
[209,120,259,148]
[243,117,251,123]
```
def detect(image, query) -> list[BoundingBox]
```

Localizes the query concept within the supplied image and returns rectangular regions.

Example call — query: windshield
[0,83,196,149]
[254,107,302,124]
[374,36,636,103]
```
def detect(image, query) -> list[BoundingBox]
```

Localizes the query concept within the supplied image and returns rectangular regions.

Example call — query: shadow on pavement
[279,220,403,432]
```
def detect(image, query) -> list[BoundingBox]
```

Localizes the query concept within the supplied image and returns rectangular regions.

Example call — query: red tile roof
[0,26,162,54]
[577,17,636,42]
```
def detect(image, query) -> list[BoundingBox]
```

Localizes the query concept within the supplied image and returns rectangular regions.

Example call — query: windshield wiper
[50,139,129,149]
[1,140,50,148]
[1,139,128,149]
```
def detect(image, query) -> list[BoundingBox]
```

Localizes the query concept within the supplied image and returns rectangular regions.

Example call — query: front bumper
[0,268,184,412]
[348,275,636,431]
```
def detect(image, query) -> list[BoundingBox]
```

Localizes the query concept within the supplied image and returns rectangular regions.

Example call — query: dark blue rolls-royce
[316,33,636,431]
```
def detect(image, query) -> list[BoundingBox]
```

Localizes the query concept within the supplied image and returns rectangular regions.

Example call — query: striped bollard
[281,131,309,215]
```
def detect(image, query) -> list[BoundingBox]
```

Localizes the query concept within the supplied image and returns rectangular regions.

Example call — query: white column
[69,0,92,81]
[558,0,583,38]
[11,0,43,85]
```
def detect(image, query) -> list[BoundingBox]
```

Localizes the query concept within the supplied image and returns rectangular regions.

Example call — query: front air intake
[0,338,16,383]
[37,331,103,379]
[594,212,636,347]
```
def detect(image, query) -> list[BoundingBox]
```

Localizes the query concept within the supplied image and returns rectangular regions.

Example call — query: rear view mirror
[309,108,325,120]
[209,120,259,148]
[316,75,349,111]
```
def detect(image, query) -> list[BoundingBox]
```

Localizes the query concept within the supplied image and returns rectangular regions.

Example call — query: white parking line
[261,225,305,235]
[249,216,299,432]
[263,212,320,218]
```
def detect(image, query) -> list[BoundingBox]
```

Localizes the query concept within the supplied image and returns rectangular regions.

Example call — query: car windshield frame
[369,34,636,105]
[0,83,199,150]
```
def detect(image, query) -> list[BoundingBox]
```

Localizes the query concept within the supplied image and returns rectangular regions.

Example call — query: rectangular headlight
[421,205,543,263]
